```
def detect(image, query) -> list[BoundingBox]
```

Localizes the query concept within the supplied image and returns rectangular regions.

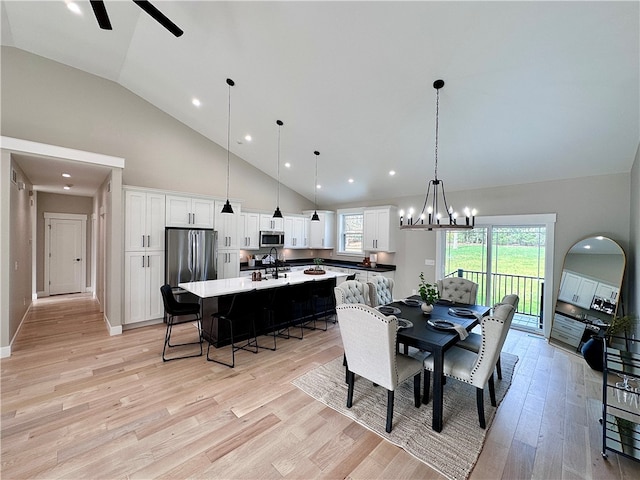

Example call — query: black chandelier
[399,80,476,230]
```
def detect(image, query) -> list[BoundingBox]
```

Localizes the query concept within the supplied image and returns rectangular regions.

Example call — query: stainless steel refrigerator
[165,227,217,292]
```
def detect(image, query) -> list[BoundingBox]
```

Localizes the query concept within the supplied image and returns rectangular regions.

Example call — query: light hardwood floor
[2,294,639,479]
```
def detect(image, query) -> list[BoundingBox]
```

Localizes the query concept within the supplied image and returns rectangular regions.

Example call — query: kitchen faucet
[269,246,279,279]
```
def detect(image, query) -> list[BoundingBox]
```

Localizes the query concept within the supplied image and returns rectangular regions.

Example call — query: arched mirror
[550,236,626,352]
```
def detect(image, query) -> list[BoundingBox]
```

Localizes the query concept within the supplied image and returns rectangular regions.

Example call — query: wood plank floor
[2,294,639,479]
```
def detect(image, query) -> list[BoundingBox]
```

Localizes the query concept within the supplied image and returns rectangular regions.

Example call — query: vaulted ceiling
[2,1,638,204]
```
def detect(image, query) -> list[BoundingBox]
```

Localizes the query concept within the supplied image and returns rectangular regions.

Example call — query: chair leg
[422,369,431,404]
[162,314,203,362]
[496,356,502,380]
[413,372,421,408]
[476,387,486,429]
[346,370,355,408]
[386,389,395,433]
[488,373,497,406]
[207,317,235,368]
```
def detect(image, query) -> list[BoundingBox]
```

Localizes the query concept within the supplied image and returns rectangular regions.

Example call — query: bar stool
[258,285,290,351]
[160,284,203,362]
[206,289,258,368]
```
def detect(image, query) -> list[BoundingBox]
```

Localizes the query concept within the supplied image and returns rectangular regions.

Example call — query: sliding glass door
[442,220,549,333]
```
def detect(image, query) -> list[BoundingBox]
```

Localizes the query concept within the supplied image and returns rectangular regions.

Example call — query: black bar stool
[160,284,203,361]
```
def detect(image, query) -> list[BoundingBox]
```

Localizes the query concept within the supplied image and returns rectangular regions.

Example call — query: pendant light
[221,78,235,215]
[272,120,284,219]
[310,150,320,222]
[399,79,476,230]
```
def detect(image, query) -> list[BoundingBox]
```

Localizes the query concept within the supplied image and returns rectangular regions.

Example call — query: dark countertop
[240,258,396,273]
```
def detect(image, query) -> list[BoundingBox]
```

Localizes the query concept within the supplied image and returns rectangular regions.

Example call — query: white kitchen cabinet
[217,250,240,279]
[303,210,335,249]
[239,212,260,250]
[595,282,619,302]
[166,195,215,228]
[550,313,585,349]
[124,251,164,324]
[558,271,598,309]
[363,206,397,252]
[284,215,308,248]
[124,190,165,252]
[259,214,284,232]
[214,200,241,250]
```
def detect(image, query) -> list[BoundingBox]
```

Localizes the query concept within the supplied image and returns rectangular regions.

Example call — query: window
[338,210,364,254]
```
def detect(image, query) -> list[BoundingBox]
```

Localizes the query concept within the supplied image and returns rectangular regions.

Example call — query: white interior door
[47,216,85,295]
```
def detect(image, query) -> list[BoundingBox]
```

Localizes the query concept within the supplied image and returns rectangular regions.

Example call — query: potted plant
[418,272,439,314]
[313,258,325,271]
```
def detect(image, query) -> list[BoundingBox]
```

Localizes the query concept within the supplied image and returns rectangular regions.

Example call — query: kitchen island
[180,270,347,347]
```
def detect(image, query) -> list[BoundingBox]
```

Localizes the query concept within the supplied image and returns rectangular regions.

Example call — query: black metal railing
[445,269,544,328]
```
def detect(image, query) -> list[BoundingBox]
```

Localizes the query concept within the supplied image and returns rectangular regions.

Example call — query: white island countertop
[179,270,346,299]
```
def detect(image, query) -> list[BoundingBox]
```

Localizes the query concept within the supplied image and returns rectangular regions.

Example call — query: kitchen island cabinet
[180,270,345,347]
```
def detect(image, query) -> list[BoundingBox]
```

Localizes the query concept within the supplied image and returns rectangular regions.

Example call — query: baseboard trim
[104,314,122,336]
[3,302,34,357]
[0,345,11,358]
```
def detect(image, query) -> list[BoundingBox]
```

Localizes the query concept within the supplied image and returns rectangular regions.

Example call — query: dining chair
[206,289,258,368]
[436,277,478,305]
[456,294,519,379]
[367,275,395,307]
[334,279,371,382]
[334,279,370,306]
[422,302,515,429]
[160,284,203,361]
[336,303,423,433]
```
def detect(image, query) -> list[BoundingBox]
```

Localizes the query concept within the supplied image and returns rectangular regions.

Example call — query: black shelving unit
[602,336,640,462]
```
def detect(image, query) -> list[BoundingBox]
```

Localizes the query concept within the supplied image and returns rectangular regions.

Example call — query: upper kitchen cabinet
[259,214,284,232]
[239,211,260,250]
[165,195,215,228]
[124,189,165,252]
[214,200,241,250]
[558,271,598,309]
[284,215,308,249]
[363,206,397,252]
[303,210,335,249]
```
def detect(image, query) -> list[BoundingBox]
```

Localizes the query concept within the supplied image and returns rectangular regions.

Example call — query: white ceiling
[2,1,639,205]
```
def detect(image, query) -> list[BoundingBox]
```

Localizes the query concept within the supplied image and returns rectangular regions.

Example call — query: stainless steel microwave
[260,231,285,247]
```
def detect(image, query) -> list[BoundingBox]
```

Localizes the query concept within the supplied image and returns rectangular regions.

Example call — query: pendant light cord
[226,81,231,199]
[434,87,439,181]
[277,122,281,206]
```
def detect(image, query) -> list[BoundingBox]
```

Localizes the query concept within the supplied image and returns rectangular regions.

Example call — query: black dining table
[389,297,491,432]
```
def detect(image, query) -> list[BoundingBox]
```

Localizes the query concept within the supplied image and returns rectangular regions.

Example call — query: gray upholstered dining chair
[334,279,370,306]
[422,302,514,429]
[367,276,394,307]
[336,303,423,433]
[436,277,478,304]
[456,294,519,379]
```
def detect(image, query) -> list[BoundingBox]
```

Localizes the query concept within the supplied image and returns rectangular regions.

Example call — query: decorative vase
[581,336,604,372]
[421,303,433,315]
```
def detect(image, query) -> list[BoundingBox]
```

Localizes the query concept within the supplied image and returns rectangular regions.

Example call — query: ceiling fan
[89,0,183,37]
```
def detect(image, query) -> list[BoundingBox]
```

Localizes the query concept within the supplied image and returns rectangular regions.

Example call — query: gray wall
[629,144,640,335]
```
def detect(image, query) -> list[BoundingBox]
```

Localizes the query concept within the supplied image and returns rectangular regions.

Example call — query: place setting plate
[376,305,402,316]
[448,307,477,318]
[427,319,457,331]
[397,318,413,329]
[401,298,423,307]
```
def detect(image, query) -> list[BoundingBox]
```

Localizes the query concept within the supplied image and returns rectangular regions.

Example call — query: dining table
[387,297,491,432]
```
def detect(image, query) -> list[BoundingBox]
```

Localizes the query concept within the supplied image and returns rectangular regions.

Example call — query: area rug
[292,352,518,480]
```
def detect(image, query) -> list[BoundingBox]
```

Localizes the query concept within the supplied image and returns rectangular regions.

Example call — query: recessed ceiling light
[348,178,354,183]
[316,184,321,189]
[584,245,591,249]
[63,185,71,190]
[62,173,71,178]
[192,98,201,107]
[66,1,82,15]
[389,170,396,176]
[284,162,291,168]
[244,135,252,142]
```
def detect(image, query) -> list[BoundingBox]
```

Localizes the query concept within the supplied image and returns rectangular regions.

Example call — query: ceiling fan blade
[89,0,112,30]
[133,0,184,37]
